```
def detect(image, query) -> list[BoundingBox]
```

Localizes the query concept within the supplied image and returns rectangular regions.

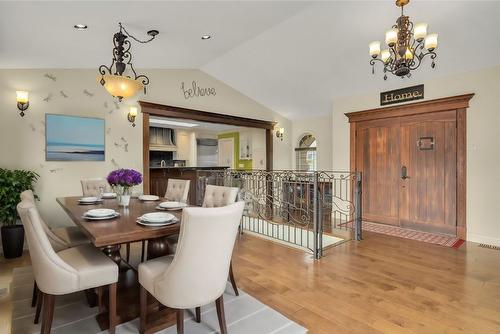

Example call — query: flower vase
[116,187,132,208]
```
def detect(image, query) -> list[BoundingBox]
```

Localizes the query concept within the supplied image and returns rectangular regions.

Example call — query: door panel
[399,111,456,235]
[356,110,457,236]
[356,119,400,225]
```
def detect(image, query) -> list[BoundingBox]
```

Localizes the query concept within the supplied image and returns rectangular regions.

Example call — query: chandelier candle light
[98,23,158,101]
[369,0,438,80]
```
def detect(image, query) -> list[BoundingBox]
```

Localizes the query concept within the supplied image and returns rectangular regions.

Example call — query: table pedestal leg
[147,237,170,260]
[102,245,122,266]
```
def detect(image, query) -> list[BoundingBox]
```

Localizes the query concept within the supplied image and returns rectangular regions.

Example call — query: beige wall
[291,114,333,171]
[0,69,292,227]
[332,65,500,246]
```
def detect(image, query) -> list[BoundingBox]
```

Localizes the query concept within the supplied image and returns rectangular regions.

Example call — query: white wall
[0,69,292,227]
[291,114,333,171]
[332,65,500,246]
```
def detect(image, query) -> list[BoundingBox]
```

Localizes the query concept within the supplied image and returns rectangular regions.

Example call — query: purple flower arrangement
[107,169,142,188]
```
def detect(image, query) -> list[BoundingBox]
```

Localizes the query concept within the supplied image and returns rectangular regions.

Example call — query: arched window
[295,134,317,171]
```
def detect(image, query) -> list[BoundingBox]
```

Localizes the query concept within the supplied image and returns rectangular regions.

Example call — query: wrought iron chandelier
[98,23,158,101]
[368,0,438,80]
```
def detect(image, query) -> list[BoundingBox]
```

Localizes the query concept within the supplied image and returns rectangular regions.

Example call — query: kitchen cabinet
[239,131,252,160]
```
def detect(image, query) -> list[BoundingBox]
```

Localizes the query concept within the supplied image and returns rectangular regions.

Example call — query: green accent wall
[217,132,252,170]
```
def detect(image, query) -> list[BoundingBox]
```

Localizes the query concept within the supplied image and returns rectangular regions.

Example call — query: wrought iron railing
[196,170,362,259]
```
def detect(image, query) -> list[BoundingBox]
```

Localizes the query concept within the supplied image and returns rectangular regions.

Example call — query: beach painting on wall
[46,114,105,161]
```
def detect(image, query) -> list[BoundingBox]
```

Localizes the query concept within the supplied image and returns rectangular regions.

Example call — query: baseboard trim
[467,233,500,247]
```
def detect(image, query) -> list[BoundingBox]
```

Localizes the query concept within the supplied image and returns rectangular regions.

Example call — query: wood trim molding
[142,113,150,194]
[140,101,277,194]
[348,94,474,240]
[345,94,475,123]
[456,108,467,240]
[139,101,276,130]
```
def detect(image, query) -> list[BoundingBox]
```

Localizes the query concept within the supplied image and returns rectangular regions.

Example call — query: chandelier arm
[119,22,156,44]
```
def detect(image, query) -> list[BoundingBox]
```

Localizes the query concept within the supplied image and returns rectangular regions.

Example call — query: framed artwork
[45,114,105,161]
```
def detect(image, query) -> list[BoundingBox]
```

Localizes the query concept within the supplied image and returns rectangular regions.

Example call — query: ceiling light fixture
[149,119,198,128]
[74,24,88,30]
[201,35,212,40]
[368,0,438,80]
[98,22,159,101]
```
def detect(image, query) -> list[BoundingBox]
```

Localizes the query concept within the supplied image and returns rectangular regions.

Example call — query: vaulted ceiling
[1,1,499,119]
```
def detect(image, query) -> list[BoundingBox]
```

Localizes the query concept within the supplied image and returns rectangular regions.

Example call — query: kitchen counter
[149,166,229,204]
[149,166,229,170]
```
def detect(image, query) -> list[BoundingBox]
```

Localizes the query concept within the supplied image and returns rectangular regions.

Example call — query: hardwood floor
[2,232,500,334]
[232,232,500,334]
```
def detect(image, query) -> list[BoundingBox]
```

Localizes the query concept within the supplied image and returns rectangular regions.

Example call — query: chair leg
[139,285,147,334]
[141,240,146,263]
[31,281,38,307]
[229,261,239,296]
[126,243,131,263]
[176,309,184,334]
[97,286,105,314]
[215,295,228,334]
[108,283,117,334]
[41,294,55,334]
[34,290,43,324]
[195,307,201,323]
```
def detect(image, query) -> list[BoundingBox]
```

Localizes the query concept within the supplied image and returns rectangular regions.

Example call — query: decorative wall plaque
[380,84,424,106]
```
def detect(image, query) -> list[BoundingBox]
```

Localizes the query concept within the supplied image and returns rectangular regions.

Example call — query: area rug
[241,216,344,253]
[362,221,464,248]
[10,267,307,334]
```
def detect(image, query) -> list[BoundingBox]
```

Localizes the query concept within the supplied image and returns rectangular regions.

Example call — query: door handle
[401,166,410,180]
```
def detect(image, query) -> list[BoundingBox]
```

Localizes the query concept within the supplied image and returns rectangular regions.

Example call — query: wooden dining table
[56,196,186,331]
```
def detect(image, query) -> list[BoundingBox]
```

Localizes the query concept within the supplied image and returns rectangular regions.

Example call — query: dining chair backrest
[81,178,110,196]
[202,185,239,208]
[20,190,68,252]
[17,200,79,295]
[165,179,190,203]
[20,189,35,203]
[154,201,245,308]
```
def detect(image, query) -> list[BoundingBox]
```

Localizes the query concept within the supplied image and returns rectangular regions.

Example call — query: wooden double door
[347,94,476,239]
[356,110,457,235]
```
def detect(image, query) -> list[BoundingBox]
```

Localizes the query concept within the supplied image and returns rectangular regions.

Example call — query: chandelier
[368,0,438,80]
[98,23,158,101]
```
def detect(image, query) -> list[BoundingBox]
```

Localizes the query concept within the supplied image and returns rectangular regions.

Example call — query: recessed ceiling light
[201,34,212,40]
[74,24,88,30]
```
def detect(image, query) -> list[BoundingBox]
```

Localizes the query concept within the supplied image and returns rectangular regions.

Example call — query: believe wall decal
[181,81,216,99]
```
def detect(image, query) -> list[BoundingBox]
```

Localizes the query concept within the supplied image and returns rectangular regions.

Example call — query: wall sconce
[127,106,138,127]
[276,127,284,141]
[16,91,29,117]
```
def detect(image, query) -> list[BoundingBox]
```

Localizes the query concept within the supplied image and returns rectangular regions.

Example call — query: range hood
[149,127,177,152]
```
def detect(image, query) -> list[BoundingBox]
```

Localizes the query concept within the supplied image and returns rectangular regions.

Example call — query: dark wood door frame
[139,101,277,194]
[346,94,474,240]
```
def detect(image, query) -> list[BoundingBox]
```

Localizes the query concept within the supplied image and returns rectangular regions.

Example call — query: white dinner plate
[83,212,120,221]
[85,209,116,217]
[158,201,188,210]
[138,195,160,201]
[79,197,100,203]
[137,219,177,227]
[78,197,103,205]
[101,192,117,199]
[140,212,175,223]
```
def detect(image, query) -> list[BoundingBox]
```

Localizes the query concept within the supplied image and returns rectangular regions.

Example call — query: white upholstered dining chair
[20,190,90,311]
[17,199,119,334]
[80,178,110,196]
[202,185,239,208]
[138,201,245,334]
[165,179,190,203]
[166,184,241,297]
